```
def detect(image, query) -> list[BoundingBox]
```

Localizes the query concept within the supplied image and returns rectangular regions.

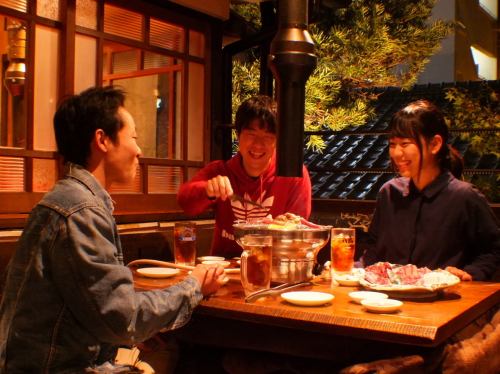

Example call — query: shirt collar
[407,171,453,199]
[66,163,115,212]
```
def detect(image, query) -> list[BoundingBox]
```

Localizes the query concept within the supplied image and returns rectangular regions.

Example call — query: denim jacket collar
[66,162,115,213]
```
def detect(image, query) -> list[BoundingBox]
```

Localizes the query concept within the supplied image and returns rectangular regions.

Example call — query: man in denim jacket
[0,86,224,372]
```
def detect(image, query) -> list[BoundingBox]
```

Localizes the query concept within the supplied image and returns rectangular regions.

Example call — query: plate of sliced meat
[359,262,460,297]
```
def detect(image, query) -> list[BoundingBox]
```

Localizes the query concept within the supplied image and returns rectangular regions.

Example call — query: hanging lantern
[4,18,26,97]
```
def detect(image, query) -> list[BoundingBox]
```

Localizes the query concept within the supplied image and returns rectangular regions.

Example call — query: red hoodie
[177,153,312,258]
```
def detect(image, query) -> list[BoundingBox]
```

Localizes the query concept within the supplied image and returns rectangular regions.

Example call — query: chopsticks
[127,259,239,274]
[244,281,313,303]
[230,194,265,209]
[208,194,264,209]
[127,259,195,270]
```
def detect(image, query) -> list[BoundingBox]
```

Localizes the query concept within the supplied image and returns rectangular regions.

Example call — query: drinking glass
[173,222,196,266]
[330,228,355,274]
[240,234,272,296]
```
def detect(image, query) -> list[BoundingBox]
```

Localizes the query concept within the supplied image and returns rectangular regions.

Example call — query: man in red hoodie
[177,95,312,258]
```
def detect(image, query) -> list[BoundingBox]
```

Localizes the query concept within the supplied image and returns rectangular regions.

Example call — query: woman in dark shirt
[363,100,499,281]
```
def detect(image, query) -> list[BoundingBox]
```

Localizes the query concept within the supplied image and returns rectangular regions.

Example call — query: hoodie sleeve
[283,165,312,220]
[177,161,224,216]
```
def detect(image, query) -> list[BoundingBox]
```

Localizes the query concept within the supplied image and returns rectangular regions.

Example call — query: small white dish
[348,291,388,304]
[137,267,180,279]
[198,256,225,262]
[281,291,334,306]
[334,273,361,286]
[224,268,241,274]
[361,298,403,313]
[333,268,365,286]
[202,260,231,268]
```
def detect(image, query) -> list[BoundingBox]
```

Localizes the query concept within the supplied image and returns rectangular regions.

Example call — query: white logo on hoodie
[231,191,273,221]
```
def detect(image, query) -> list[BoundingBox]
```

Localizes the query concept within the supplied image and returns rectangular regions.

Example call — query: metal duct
[268,0,316,177]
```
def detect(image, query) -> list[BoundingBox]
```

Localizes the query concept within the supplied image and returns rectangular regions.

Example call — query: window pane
[0,156,24,191]
[144,52,174,69]
[75,34,96,93]
[114,73,181,159]
[0,0,27,12]
[148,165,182,193]
[150,18,184,52]
[111,49,138,74]
[108,165,142,193]
[103,41,138,76]
[187,62,204,161]
[104,42,183,160]
[188,167,200,180]
[174,70,182,160]
[37,0,60,21]
[32,158,57,192]
[34,25,59,151]
[0,16,27,148]
[189,30,205,58]
[76,0,97,30]
[104,4,143,41]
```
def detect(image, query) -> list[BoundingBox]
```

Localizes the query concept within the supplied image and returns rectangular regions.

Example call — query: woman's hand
[445,266,472,281]
[191,264,226,296]
[206,175,233,201]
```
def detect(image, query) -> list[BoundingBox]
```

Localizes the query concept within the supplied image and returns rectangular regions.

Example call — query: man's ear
[94,129,109,153]
[430,134,443,155]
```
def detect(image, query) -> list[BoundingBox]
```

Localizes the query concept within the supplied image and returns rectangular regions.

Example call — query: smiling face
[389,137,422,180]
[238,119,276,177]
[105,107,142,186]
[389,135,441,189]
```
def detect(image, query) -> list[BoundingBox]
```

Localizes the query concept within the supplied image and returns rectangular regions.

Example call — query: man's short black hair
[234,95,277,135]
[53,86,126,167]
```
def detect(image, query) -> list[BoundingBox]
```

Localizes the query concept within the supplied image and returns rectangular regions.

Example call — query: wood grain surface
[131,266,499,354]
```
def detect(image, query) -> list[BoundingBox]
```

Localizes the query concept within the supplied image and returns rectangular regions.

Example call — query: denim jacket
[0,163,203,373]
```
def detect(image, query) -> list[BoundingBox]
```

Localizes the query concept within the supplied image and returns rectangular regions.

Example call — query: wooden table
[133,269,500,362]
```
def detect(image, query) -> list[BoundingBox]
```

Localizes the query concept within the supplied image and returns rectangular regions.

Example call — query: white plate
[202,260,231,268]
[333,268,365,286]
[224,268,241,274]
[281,291,334,306]
[348,291,388,304]
[361,298,403,313]
[360,269,460,296]
[198,256,225,262]
[136,267,180,278]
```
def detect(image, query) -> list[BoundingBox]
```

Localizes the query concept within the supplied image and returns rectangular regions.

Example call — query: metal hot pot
[233,222,331,283]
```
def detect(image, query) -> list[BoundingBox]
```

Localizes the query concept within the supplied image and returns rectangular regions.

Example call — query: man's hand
[445,266,473,281]
[206,175,233,201]
[191,264,226,296]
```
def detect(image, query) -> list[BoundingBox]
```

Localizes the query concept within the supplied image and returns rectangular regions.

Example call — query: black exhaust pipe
[268,0,317,177]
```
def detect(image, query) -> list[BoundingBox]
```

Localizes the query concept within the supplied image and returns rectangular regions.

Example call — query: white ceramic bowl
[202,260,231,268]
[348,291,388,304]
[334,270,364,286]
[136,267,180,278]
[198,256,225,262]
[361,298,403,313]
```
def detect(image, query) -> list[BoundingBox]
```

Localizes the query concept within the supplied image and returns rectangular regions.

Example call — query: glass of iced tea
[240,234,272,296]
[174,222,196,266]
[331,228,355,274]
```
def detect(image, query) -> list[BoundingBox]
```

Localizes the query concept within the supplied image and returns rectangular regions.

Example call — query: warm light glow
[479,0,498,19]
[470,46,497,80]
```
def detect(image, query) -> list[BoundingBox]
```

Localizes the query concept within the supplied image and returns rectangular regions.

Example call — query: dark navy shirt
[364,171,500,280]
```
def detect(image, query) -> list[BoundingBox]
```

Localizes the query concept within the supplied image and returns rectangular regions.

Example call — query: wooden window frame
[0,0,213,227]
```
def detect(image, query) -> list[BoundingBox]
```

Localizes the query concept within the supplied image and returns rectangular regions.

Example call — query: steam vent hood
[268,0,317,177]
